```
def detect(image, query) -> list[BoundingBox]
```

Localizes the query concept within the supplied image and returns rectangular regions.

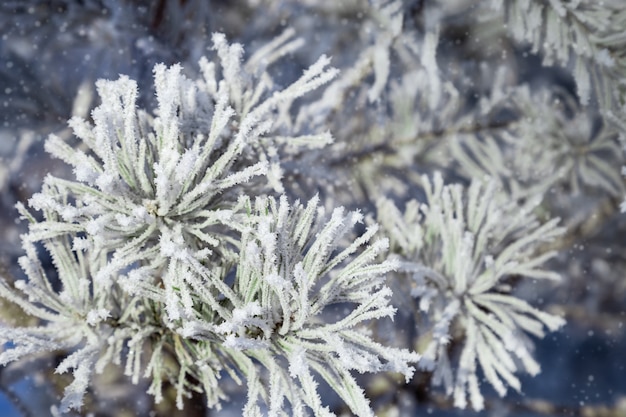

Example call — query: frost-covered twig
[378,173,565,411]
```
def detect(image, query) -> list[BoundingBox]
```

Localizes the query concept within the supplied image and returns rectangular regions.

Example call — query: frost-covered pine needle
[377,173,565,411]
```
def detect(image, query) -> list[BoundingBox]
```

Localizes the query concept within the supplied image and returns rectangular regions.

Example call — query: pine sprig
[378,173,565,411]
[179,195,420,416]
[493,0,626,110]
